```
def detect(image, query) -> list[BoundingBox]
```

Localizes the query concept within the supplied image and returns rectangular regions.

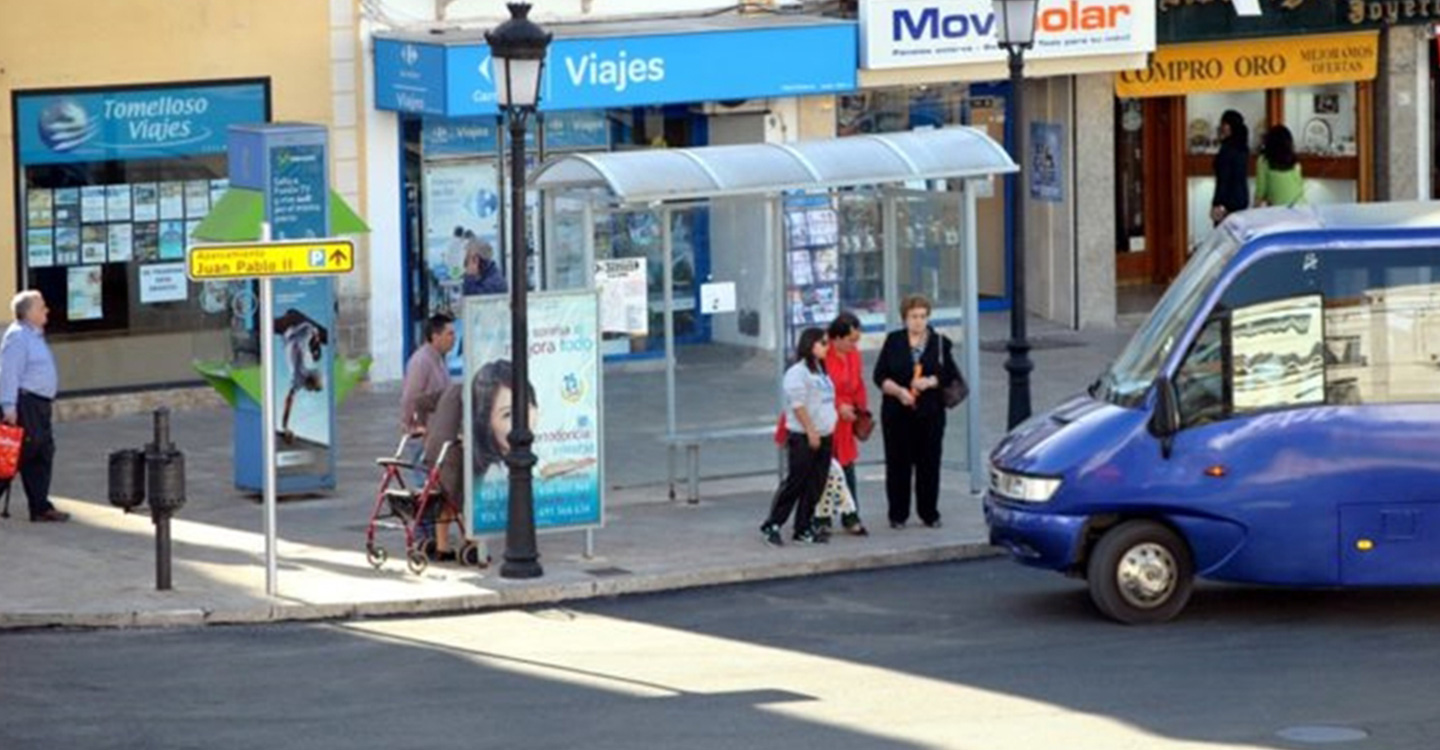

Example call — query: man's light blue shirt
[0,321,58,412]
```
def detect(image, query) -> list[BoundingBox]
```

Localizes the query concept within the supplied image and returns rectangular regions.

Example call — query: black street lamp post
[487,2,552,579]
[994,0,1039,430]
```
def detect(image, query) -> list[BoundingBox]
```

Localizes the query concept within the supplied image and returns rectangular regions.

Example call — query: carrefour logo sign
[861,0,1153,70]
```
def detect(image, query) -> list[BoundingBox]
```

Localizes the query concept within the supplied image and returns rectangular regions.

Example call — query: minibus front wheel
[1086,520,1194,624]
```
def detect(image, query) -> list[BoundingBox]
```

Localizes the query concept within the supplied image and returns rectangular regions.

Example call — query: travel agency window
[13,79,270,392]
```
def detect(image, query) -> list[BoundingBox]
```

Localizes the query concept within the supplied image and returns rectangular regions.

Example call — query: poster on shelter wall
[1030,121,1064,203]
[464,290,603,536]
[595,258,648,336]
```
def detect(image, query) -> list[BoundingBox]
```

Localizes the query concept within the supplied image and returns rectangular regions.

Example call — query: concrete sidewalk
[0,313,1132,629]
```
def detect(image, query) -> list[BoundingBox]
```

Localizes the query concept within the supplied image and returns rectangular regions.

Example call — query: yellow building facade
[0,0,353,393]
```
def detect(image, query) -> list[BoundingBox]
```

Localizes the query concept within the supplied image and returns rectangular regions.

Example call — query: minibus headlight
[989,466,1062,503]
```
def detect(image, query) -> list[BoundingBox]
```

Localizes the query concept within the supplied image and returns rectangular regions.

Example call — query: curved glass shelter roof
[530,126,1017,204]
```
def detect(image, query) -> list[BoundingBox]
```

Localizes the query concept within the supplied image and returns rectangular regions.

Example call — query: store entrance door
[1116,97,1186,294]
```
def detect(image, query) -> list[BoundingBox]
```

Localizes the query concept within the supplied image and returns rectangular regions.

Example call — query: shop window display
[1284,84,1356,157]
[15,82,268,341]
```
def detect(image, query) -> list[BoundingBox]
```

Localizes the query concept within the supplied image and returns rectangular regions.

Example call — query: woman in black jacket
[1210,110,1250,225]
[872,294,957,529]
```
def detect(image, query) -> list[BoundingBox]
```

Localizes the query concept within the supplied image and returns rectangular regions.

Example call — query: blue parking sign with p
[310,249,325,267]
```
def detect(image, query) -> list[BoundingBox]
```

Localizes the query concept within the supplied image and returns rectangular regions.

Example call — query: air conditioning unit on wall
[699,99,770,116]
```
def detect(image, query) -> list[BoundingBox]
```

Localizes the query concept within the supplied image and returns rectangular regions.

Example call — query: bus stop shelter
[531,126,1017,496]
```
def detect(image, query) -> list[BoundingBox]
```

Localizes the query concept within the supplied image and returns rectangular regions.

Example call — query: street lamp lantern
[992,0,1038,429]
[487,2,552,580]
[485,2,551,108]
[993,0,1039,50]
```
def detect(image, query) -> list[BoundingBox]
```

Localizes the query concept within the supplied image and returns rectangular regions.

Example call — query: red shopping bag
[0,423,23,481]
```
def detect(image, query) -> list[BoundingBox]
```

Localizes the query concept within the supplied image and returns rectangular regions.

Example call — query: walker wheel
[406,550,428,575]
[366,544,388,569]
[459,541,487,568]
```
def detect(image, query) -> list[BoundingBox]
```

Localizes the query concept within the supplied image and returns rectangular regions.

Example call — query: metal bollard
[144,408,186,591]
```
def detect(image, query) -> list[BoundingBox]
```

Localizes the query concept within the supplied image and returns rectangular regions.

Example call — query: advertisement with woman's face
[464,292,603,536]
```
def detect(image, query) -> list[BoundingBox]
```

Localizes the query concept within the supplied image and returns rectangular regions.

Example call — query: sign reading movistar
[15,81,269,165]
[374,21,856,117]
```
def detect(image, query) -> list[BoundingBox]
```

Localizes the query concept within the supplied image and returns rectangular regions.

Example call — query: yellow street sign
[187,239,355,280]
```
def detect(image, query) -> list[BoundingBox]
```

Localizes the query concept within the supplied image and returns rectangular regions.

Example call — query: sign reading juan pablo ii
[859,0,1156,70]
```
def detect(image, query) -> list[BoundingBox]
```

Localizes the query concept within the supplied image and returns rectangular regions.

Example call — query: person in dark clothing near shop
[873,294,957,529]
[0,290,67,522]
[1210,109,1250,226]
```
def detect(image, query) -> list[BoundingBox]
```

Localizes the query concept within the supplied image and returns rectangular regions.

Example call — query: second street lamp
[486,2,552,580]
[993,0,1039,430]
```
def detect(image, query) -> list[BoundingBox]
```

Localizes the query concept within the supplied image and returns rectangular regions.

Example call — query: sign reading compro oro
[1115,31,1379,98]
[187,239,355,280]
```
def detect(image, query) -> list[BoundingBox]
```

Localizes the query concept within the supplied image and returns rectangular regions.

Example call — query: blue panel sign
[377,22,857,117]
[15,82,268,165]
[422,110,609,157]
[373,38,448,115]
[269,141,330,240]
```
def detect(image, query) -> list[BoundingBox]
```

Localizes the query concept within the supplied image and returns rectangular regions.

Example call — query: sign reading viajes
[859,0,1156,69]
[464,291,603,536]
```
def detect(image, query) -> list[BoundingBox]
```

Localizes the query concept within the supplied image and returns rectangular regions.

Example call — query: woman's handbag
[853,408,875,441]
[940,336,968,409]
[942,375,968,409]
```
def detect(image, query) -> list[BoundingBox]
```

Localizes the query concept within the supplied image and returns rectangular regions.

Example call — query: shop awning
[192,188,370,242]
[529,126,1017,204]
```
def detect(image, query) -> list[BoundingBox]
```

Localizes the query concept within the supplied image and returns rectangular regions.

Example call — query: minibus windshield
[1093,229,1240,407]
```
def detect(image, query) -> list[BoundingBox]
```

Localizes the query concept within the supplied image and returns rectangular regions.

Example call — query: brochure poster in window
[80,225,107,264]
[132,183,159,222]
[133,223,159,262]
[67,265,104,321]
[158,220,186,260]
[158,181,184,220]
[813,247,839,283]
[80,186,106,223]
[107,223,134,263]
[184,180,211,218]
[26,229,54,268]
[26,188,53,228]
[54,188,80,226]
[55,226,81,265]
[105,183,132,222]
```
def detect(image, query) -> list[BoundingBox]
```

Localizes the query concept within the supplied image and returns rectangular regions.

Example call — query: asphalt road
[4,560,1439,750]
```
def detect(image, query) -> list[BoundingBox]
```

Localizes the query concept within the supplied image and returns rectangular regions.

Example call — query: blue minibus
[985,202,1440,623]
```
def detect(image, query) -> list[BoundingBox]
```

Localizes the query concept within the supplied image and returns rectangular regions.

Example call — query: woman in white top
[761,327,837,546]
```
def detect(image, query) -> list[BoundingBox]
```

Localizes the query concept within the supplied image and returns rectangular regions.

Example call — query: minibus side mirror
[1149,375,1180,459]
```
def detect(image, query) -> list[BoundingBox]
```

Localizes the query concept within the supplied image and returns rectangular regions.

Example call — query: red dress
[826,347,868,467]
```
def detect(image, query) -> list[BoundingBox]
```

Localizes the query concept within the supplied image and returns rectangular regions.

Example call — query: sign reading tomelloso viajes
[14,81,268,165]
[374,21,856,117]
[859,0,1156,70]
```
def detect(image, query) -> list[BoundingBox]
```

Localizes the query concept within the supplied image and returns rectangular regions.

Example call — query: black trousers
[765,433,832,536]
[3,391,56,519]
[881,405,944,525]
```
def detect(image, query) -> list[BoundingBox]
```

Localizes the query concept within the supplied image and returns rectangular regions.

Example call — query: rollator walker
[364,433,486,574]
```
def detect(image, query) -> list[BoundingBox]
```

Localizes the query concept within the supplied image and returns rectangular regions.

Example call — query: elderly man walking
[0,290,67,522]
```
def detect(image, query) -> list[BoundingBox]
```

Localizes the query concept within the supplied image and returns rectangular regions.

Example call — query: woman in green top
[1254,125,1305,208]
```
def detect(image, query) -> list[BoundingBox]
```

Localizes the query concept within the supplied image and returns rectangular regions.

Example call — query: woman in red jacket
[824,312,870,535]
